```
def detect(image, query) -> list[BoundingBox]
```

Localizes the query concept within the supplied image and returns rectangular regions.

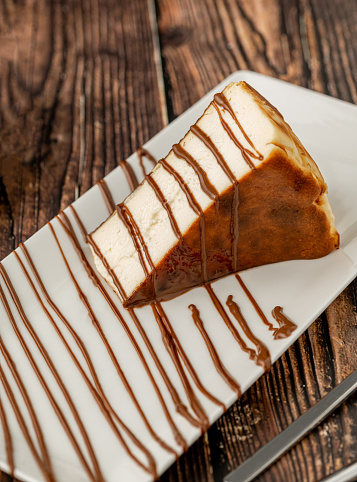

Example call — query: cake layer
[89,82,339,307]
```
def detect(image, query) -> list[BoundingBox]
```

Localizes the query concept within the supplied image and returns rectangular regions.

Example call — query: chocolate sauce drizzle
[113,195,225,422]
[0,263,104,482]
[154,302,225,412]
[235,274,274,331]
[145,174,183,242]
[93,161,292,418]
[69,174,294,464]
[17,241,161,474]
[1,99,298,480]
[0,383,14,478]
[122,204,224,419]
[236,274,297,339]
[226,295,271,372]
[211,102,256,171]
[190,124,240,271]
[171,143,219,201]
[160,158,208,282]
[117,203,157,298]
[189,305,241,397]
[213,93,263,162]
[87,231,128,302]
[66,208,191,451]
[96,178,116,213]
[74,212,197,445]
[93,174,226,426]
[119,159,139,192]
[0,351,52,481]
[0,337,54,481]
[126,307,202,435]
[272,306,297,339]
[48,224,171,470]
[205,284,271,373]
[86,177,222,433]
[151,304,210,432]
[58,210,187,453]
[137,147,157,177]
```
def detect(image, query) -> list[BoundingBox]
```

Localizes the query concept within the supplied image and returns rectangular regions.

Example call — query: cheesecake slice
[89,82,339,308]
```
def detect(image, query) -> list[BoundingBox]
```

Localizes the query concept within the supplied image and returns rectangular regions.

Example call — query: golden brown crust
[125,147,339,308]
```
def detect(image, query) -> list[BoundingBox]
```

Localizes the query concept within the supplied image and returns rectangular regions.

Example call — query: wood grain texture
[0,0,166,259]
[1,0,357,481]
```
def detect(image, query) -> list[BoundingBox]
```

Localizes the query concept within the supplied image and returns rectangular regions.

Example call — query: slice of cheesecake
[89,81,339,308]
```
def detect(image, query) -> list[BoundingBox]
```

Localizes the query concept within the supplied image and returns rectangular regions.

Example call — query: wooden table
[0,1,356,481]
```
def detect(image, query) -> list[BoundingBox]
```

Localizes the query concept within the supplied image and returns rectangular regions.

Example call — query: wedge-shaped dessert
[89,82,339,307]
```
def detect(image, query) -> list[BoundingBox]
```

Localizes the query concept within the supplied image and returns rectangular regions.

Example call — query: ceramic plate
[1,71,357,482]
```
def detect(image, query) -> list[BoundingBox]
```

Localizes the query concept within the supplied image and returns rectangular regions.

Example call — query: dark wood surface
[0,0,356,481]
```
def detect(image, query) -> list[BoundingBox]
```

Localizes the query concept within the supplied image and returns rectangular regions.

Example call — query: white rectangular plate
[1,71,357,482]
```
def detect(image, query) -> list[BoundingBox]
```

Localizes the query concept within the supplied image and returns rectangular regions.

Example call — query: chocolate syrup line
[0,359,51,482]
[137,147,157,178]
[69,205,89,240]
[171,143,219,200]
[16,245,160,475]
[86,233,128,302]
[0,268,100,482]
[119,160,139,192]
[127,308,201,434]
[151,304,209,432]
[0,365,15,478]
[272,306,297,340]
[155,302,226,412]
[235,274,274,331]
[96,179,116,213]
[213,92,263,160]
[188,305,241,398]
[0,336,54,480]
[48,222,174,463]
[205,284,257,362]
[158,160,201,217]
[58,211,187,452]
[211,101,256,171]
[190,124,240,272]
[235,275,296,340]
[116,204,150,277]
[160,159,208,283]
[117,203,157,298]
[145,174,183,242]
[190,125,236,187]
[50,230,172,465]
[226,296,271,372]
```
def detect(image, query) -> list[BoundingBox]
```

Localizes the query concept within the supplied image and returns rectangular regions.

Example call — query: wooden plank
[157,0,357,116]
[156,0,357,480]
[0,0,166,259]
